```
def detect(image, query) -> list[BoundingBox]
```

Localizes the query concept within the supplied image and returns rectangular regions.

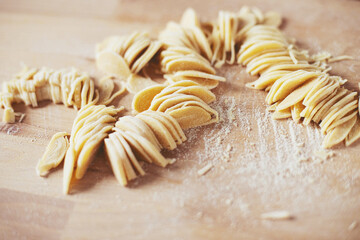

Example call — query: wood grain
[0,0,360,239]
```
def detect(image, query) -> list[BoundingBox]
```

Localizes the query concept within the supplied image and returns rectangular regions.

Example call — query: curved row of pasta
[35,7,359,194]
[0,67,97,123]
[132,80,218,130]
[104,110,186,186]
[238,23,359,148]
[0,66,125,123]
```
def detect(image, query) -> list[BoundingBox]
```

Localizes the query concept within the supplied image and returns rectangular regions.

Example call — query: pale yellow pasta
[36,132,69,177]
[0,66,100,123]
[140,110,187,144]
[35,7,360,196]
[105,111,185,186]
[105,130,145,186]
[322,114,357,149]
[180,8,213,61]
[167,105,217,130]
[115,115,162,151]
[63,103,124,194]
[97,75,127,105]
[96,32,163,94]
[136,113,178,150]
[345,116,360,146]
[159,10,226,89]
[131,79,218,129]
[240,17,359,147]
[132,85,166,113]
[126,74,160,94]
[96,32,162,77]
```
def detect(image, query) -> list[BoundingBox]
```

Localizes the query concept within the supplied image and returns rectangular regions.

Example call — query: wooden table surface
[1,0,360,239]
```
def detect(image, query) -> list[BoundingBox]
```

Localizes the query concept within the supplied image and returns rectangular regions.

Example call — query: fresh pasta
[238,22,359,148]
[96,32,163,93]
[159,12,226,89]
[0,66,98,123]
[0,66,125,123]
[132,80,218,129]
[105,110,186,186]
[62,103,124,194]
[34,6,360,195]
[36,132,70,177]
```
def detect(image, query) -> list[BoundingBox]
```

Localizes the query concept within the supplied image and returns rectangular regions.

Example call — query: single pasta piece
[164,70,226,89]
[345,116,360,146]
[161,47,215,74]
[97,75,127,105]
[36,132,70,177]
[132,85,166,113]
[63,103,124,194]
[0,66,98,123]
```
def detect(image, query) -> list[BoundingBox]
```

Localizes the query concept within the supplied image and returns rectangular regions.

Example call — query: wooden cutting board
[1,0,360,239]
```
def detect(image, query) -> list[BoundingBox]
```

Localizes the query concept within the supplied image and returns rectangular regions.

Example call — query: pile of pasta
[2,6,356,194]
